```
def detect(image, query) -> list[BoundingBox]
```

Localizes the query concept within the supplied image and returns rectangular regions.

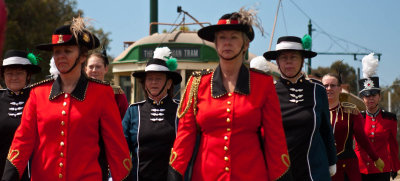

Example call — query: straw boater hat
[197,8,263,42]
[132,47,182,85]
[263,36,317,60]
[36,17,100,51]
[358,53,380,97]
[1,50,41,74]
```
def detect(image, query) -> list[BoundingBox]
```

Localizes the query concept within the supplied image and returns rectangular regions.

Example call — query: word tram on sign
[142,48,200,60]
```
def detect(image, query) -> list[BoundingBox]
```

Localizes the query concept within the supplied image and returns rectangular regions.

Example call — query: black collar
[211,64,250,98]
[366,108,381,117]
[279,74,306,85]
[49,74,89,101]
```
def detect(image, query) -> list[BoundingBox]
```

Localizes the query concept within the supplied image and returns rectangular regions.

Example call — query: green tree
[3,0,111,83]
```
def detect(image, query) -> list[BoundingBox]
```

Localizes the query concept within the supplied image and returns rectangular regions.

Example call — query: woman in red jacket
[2,17,132,181]
[167,8,290,181]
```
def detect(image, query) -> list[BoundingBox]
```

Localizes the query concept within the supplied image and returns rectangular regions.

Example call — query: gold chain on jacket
[177,75,201,118]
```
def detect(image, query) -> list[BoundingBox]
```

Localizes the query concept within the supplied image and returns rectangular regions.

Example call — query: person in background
[322,73,384,181]
[85,50,129,119]
[1,17,132,181]
[355,53,400,181]
[0,50,41,180]
[122,47,181,180]
[168,8,291,181]
[263,36,337,180]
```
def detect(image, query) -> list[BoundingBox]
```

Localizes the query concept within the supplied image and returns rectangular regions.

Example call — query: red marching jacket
[169,65,290,181]
[355,109,400,174]
[3,75,132,181]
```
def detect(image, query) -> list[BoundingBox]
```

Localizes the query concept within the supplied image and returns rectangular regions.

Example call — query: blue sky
[77,0,400,86]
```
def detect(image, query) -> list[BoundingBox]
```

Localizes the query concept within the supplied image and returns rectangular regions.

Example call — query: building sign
[142,47,200,59]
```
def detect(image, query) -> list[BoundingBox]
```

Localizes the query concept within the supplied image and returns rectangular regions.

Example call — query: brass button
[61,121,65,126]
[153,101,156,104]
[63,102,67,106]
[224,136,228,141]
[64,94,68,98]
[286,82,290,85]
[300,79,303,82]
[367,162,370,166]
[227,128,231,132]
[228,93,232,97]
[60,152,64,157]
[226,118,231,123]
[59,162,63,167]
[161,101,163,104]
[224,156,229,161]
[342,164,346,168]
[60,142,64,146]
[227,101,231,105]
[61,131,64,136]
[224,146,228,151]
[59,173,63,179]
[226,108,230,113]
[372,119,375,121]
[371,132,374,135]
[62,110,66,115]
[225,167,229,172]
[372,125,375,128]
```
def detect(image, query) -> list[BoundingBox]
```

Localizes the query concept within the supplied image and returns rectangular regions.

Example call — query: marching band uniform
[123,47,182,180]
[275,75,337,180]
[112,85,129,118]
[355,109,399,174]
[330,102,378,181]
[2,75,132,181]
[168,66,290,181]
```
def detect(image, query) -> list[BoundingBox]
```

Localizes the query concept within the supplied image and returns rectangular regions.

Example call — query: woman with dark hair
[168,8,290,181]
[322,73,384,181]
[86,51,129,119]
[0,50,41,180]
[2,17,132,181]
[122,47,182,180]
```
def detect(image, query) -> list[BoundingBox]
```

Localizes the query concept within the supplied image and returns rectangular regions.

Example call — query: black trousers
[361,172,390,181]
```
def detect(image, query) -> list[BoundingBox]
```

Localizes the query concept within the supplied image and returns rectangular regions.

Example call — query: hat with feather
[197,7,263,42]
[359,53,380,97]
[36,17,100,51]
[132,47,182,85]
[1,50,41,74]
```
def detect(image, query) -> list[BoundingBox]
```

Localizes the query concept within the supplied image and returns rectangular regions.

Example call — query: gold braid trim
[177,75,202,118]
[341,102,359,115]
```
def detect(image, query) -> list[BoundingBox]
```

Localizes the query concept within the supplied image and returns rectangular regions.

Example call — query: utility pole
[307,19,312,74]
[150,0,158,35]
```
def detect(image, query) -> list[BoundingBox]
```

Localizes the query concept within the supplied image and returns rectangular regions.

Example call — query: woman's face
[277,51,303,77]
[215,30,248,61]
[4,67,28,92]
[145,72,171,97]
[322,75,342,104]
[53,45,82,73]
[363,93,380,111]
[86,55,108,81]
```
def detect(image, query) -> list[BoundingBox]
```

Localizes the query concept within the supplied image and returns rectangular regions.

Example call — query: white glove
[329,164,336,176]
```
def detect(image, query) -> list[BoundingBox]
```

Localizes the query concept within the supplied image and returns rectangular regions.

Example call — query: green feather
[27,53,38,65]
[302,34,312,50]
[166,58,178,71]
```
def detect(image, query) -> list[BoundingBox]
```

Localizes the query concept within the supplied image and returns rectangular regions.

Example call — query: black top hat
[263,36,317,60]
[36,25,100,51]
[1,50,41,74]
[359,77,380,97]
[198,12,255,42]
[132,47,182,85]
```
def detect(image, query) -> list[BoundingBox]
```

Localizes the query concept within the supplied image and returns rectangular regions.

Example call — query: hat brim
[263,49,317,60]
[36,33,100,51]
[198,24,254,42]
[36,41,76,51]
[1,64,41,74]
[132,71,182,85]
[359,89,380,97]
